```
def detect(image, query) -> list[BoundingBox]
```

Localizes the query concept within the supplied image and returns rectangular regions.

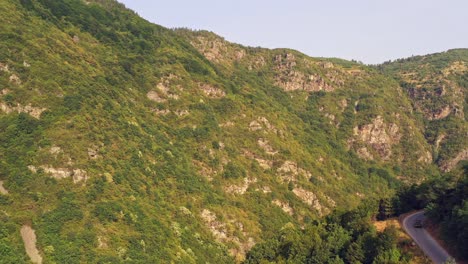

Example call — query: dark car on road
[414,220,423,228]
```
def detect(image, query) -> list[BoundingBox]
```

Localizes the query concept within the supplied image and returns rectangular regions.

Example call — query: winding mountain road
[402,211,453,264]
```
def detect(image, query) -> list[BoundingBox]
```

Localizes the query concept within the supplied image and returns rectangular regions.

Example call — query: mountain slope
[0,0,464,262]
[378,49,468,172]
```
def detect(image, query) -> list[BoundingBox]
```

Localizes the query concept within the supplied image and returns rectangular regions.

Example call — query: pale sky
[118,0,467,64]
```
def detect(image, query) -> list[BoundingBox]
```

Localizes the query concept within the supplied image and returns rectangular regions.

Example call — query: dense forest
[0,0,466,263]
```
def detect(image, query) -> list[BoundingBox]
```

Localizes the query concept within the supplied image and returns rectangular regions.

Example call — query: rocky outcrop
[440,149,468,172]
[190,35,246,64]
[224,177,257,195]
[97,236,108,249]
[28,165,88,184]
[256,186,271,193]
[427,105,452,120]
[243,150,272,170]
[257,138,278,155]
[404,72,464,121]
[273,53,335,92]
[417,150,432,164]
[193,160,216,181]
[0,62,10,72]
[9,74,21,85]
[435,134,446,150]
[146,91,165,103]
[272,199,294,216]
[88,146,100,159]
[248,117,283,137]
[0,102,46,119]
[356,147,373,160]
[198,83,226,98]
[351,116,401,160]
[442,61,467,76]
[277,160,312,182]
[219,121,235,128]
[200,209,255,261]
[248,56,266,70]
[49,146,62,155]
[147,75,182,103]
[292,188,324,215]
[152,109,170,116]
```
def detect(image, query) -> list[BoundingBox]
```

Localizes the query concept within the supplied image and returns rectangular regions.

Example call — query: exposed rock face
[88,146,99,159]
[273,53,335,92]
[9,74,21,85]
[428,105,452,120]
[277,161,312,182]
[219,121,235,128]
[272,199,294,216]
[191,37,228,63]
[0,180,9,195]
[257,138,278,155]
[72,35,80,43]
[97,236,108,249]
[340,98,348,110]
[0,62,10,72]
[21,225,42,264]
[28,165,88,183]
[0,102,46,119]
[442,61,467,76]
[190,35,246,64]
[224,177,257,195]
[193,160,216,181]
[248,117,283,137]
[198,83,226,98]
[72,169,88,183]
[153,109,170,116]
[147,75,183,103]
[417,150,433,164]
[435,134,446,150]
[351,115,401,160]
[292,188,324,215]
[174,109,190,117]
[49,146,62,155]
[243,150,272,170]
[155,76,181,100]
[248,56,266,70]
[200,209,255,261]
[248,120,262,131]
[324,195,337,207]
[257,186,271,193]
[440,148,468,172]
[403,62,465,121]
[357,147,373,161]
[146,91,166,103]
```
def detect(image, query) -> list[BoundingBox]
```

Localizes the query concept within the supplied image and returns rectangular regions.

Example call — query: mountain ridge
[0,0,466,262]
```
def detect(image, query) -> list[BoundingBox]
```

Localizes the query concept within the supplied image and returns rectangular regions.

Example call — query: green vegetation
[393,164,467,260]
[379,49,468,168]
[0,0,465,262]
[246,200,409,264]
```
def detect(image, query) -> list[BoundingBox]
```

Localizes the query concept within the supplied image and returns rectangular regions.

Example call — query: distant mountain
[0,0,465,262]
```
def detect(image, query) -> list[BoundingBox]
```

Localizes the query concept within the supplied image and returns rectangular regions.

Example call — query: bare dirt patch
[21,225,42,264]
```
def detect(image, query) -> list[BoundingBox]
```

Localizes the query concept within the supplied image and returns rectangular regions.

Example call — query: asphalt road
[402,211,453,264]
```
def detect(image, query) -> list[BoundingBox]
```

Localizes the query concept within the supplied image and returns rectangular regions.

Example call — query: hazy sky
[118,0,467,64]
